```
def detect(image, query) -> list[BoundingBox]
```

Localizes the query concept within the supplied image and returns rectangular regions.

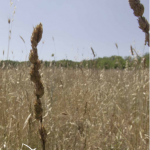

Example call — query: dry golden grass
[0,64,149,150]
[1,1,149,149]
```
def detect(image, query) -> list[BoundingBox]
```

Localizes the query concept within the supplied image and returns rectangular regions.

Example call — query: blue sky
[0,0,149,62]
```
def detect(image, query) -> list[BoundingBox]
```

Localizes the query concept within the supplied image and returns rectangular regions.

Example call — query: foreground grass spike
[34,98,43,120]
[29,23,47,150]
[138,16,149,33]
[31,23,43,49]
[39,126,47,149]
[128,0,150,46]
[129,0,144,17]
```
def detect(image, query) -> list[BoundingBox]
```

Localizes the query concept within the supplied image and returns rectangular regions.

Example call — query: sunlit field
[0,64,149,149]
[0,0,149,150]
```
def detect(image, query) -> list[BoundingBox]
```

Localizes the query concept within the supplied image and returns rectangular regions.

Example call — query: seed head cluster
[29,23,47,149]
[128,0,149,46]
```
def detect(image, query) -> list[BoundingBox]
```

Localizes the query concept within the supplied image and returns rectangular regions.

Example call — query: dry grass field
[0,0,149,149]
[0,64,149,150]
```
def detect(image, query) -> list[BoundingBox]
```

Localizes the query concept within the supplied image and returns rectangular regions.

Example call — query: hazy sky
[0,0,149,62]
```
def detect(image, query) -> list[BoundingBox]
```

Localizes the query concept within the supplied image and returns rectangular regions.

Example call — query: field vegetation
[0,57,149,149]
[0,0,149,149]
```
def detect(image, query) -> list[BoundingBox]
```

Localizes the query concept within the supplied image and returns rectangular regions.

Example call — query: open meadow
[0,0,149,150]
[0,64,149,149]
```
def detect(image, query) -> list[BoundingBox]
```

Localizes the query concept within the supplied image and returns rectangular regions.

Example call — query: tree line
[0,53,149,69]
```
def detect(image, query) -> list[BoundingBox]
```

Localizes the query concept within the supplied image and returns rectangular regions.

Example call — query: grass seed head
[39,126,47,143]
[8,18,10,24]
[130,45,134,55]
[115,43,118,49]
[31,23,43,48]
[30,69,41,83]
[34,81,44,98]
[138,16,149,33]
[129,0,144,17]
[29,49,38,63]
[34,99,43,120]
[91,47,95,57]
